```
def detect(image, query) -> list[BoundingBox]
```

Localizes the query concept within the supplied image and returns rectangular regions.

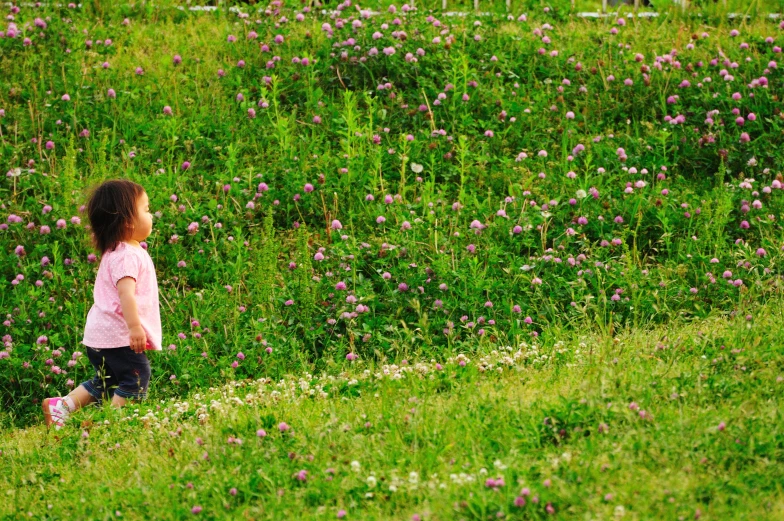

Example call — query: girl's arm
[117,277,146,352]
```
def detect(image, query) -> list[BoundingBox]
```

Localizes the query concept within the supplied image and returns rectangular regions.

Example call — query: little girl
[43,179,163,429]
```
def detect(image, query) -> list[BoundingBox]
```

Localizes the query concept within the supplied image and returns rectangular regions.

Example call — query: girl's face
[129,192,153,242]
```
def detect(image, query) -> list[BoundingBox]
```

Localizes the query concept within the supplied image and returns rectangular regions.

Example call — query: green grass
[2,300,783,519]
[1,1,784,517]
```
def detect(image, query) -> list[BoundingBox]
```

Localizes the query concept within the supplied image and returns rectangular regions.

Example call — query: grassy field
[1,0,784,517]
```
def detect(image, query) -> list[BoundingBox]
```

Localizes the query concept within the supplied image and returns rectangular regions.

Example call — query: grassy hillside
[2,0,783,426]
[1,1,784,517]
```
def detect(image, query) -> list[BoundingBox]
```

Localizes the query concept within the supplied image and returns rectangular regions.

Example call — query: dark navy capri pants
[80,346,151,404]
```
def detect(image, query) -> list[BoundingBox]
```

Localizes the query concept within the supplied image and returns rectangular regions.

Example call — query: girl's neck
[123,239,143,249]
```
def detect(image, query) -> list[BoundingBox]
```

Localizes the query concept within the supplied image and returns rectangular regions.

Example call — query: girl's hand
[129,325,147,353]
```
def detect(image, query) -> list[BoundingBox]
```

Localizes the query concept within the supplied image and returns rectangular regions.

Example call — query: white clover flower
[410,163,423,173]
[493,459,507,470]
[576,189,587,199]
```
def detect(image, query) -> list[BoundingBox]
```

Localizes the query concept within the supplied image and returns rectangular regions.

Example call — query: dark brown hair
[86,179,145,254]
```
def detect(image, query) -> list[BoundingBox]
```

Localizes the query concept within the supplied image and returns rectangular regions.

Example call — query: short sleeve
[108,249,142,288]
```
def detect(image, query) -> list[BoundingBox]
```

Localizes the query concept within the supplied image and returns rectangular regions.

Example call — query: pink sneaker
[42,397,70,430]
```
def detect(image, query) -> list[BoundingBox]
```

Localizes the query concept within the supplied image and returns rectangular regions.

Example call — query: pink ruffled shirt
[82,241,163,351]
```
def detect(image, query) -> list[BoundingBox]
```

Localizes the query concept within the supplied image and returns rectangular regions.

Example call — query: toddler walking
[43,179,162,429]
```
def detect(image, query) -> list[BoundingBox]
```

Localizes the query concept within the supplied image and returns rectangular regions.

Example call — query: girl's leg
[43,385,96,429]
[109,347,150,409]
[64,385,97,412]
[43,348,107,428]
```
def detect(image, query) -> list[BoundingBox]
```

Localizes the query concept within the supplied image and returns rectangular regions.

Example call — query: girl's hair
[86,179,145,254]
